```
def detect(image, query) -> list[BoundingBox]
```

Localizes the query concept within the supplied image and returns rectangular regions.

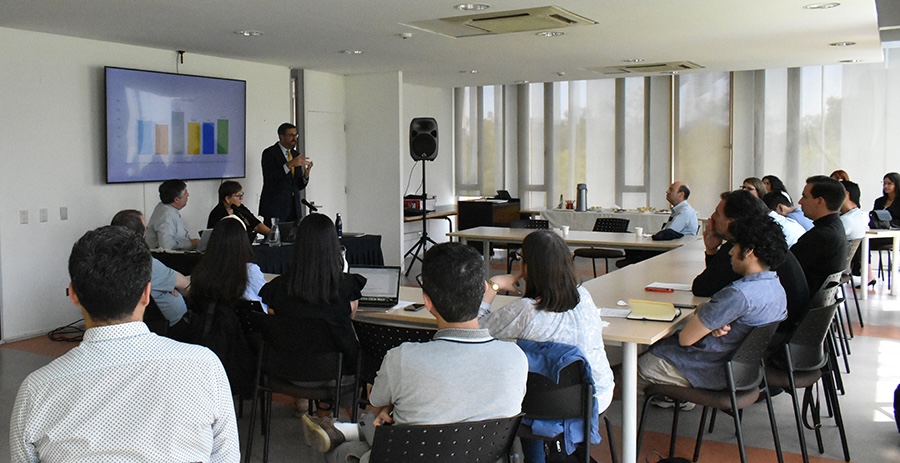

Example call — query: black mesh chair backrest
[521,361,591,420]
[352,319,434,383]
[727,322,779,391]
[809,271,843,308]
[369,414,523,463]
[252,312,347,384]
[783,302,840,372]
[511,219,549,229]
[593,218,630,233]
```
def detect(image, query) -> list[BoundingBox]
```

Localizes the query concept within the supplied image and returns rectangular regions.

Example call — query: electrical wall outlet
[60,207,68,220]
[19,210,28,224]
[40,208,48,223]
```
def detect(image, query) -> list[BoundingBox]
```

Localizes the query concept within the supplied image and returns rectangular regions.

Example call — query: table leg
[621,342,638,463]
[482,240,491,276]
[861,236,870,300]
[893,235,899,296]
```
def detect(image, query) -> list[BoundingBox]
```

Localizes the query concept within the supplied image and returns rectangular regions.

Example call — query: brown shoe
[301,414,346,453]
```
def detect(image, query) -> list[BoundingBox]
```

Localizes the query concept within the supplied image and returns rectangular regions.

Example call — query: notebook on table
[349,265,401,311]
[625,299,682,322]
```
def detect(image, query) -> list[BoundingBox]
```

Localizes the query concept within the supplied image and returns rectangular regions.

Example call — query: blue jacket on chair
[516,339,601,455]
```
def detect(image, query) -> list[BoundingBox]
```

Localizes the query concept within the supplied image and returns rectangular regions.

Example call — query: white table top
[447,226,698,251]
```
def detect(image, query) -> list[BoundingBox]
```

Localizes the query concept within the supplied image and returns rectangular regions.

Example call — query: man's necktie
[287,150,295,176]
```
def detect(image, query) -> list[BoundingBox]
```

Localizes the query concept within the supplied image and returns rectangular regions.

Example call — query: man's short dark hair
[806,175,846,212]
[679,184,691,200]
[68,226,152,322]
[110,209,145,236]
[158,179,187,204]
[728,215,788,270]
[420,242,484,323]
[721,189,769,221]
[841,180,860,207]
[218,180,242,203]
[277,123,297,136]
[762,191,792,211]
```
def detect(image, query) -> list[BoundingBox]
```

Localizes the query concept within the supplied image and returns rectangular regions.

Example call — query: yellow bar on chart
[187,122,200,155]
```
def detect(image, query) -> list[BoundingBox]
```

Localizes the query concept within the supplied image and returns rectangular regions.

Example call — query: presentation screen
[105,66,247,183]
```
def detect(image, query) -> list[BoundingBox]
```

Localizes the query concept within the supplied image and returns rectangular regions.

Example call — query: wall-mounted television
[105,66,246,183]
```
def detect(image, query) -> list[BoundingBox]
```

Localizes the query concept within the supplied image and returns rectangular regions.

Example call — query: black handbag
[869,209,892,229]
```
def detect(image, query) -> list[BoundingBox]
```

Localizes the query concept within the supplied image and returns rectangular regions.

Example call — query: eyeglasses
[232,192,244,198]
[740,185,756,191]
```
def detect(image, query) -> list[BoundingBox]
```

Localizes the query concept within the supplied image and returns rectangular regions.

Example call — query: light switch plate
[60,207,68,220]
[40,208,48,223]
[19,210,28,224]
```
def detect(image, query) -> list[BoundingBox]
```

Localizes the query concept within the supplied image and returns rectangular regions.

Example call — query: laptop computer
[349,265,402,310]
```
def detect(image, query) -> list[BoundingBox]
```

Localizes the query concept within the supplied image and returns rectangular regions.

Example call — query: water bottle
[335,213,343,239]
[268,217,281,247]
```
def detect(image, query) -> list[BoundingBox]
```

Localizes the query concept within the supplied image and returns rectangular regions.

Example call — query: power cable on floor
[47,319,85,343]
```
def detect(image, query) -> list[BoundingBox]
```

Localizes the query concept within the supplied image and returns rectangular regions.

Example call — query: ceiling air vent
[405,6,596,38]
[588,61,705,76]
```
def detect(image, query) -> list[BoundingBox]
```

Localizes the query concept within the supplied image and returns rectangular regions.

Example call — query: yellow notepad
[626,299,681,322]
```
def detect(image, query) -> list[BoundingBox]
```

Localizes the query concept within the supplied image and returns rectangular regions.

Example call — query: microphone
[301,199,318,213]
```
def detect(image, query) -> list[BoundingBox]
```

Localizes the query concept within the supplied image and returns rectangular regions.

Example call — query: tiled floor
[3,254,900,462]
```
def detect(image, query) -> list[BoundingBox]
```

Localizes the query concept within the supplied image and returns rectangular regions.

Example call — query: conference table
[447,225,699,276]
[356,239,709,463]
[152,234,384,275]
[541,208,673,233]
[859,228,900,299]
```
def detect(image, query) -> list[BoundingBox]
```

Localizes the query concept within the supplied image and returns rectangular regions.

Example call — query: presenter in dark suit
[259,123,314,227]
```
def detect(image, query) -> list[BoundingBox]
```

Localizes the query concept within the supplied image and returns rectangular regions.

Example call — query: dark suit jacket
[790,213,848,297]
[258,142,308,223]
[692,240,810,334]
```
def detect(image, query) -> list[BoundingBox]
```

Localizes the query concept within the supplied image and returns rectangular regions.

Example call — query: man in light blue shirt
[664,181,699,235]
[145,179,198,250]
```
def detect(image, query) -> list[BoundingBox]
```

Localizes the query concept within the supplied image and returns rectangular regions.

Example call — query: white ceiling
[0,0,890,87]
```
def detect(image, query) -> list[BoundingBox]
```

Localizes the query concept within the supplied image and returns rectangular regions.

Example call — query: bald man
[664,181,699,236]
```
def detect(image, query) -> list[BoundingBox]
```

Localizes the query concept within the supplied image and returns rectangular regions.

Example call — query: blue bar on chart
[216,119,229,154]
[171,111,185,155]
[137,120,154,155]
[202,122,215,154]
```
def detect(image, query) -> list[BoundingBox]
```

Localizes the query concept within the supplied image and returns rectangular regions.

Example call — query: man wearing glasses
[259,122,314,227]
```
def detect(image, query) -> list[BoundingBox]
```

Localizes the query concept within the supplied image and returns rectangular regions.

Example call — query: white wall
[0,27,290,340]
[303,70,348,222]
[345,73,404,266]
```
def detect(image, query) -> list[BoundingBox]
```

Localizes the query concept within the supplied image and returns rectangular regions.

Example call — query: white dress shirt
[10,322,239,463]
[840,207,868,240]
[145,202,193,250]
[769,211,806,247]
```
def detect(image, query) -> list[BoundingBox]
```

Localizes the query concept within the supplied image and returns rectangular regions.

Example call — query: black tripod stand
[403,161,436,276]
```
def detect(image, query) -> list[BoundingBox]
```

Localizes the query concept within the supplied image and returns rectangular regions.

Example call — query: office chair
[573,218,630,277]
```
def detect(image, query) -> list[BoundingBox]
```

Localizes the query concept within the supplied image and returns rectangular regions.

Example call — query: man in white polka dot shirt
[9,226,239,462]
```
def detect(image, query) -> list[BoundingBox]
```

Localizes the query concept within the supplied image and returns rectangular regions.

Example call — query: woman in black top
[763,175,792,204]
[873,172,900,228]
[207,180,270,241]
[259,213,365,372]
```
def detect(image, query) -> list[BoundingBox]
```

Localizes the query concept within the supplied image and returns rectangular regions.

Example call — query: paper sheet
[646,281,693,291]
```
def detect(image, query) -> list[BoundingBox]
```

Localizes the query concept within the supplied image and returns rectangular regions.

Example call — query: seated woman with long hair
[190,216,267,312]
[479,229,615,462]
[259,214,365,385]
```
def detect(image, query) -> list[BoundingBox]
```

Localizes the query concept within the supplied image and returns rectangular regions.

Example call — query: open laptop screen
[349,266,401,307]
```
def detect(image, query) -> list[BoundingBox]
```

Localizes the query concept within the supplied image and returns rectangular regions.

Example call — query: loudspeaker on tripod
[409,117,438,161]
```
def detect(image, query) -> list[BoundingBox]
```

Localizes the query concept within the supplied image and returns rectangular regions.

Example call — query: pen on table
[644,287,674,293]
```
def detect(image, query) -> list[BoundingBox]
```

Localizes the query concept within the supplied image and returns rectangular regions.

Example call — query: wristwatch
[487,279,500,292]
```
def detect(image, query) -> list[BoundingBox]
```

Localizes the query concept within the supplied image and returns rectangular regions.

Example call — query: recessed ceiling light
[536,31,565,37]
[803,2,840,9]
[623,58,645,63]
[839,59,862,63]
[514,80,530,84]
[455,3,490,11]
[661,71,679,75]
[460,70,478,74]
[339,50,363,55]
[829,41,856,47]
[235,30,263,37]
